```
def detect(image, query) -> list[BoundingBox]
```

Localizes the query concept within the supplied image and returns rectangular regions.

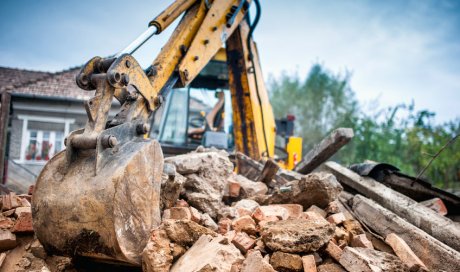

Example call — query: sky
[1,0,459,123]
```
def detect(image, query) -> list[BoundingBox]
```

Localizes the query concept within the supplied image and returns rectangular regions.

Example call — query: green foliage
[269,64,358,152]
[268,64,460,190]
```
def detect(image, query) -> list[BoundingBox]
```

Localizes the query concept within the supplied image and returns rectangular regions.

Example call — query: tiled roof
[0,67,50,92]
[0,66,93,100]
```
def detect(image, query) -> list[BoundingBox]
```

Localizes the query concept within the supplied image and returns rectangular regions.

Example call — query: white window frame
[16,115,75,164]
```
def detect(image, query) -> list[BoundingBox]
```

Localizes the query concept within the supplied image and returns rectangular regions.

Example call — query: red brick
[351,234,373,249]
[232,215,256,235]
[302,255,317,272]
[231,232,255,254]
[12,212,33,233]
[273,204,303,219]
[2,193,20,211]
[385,233,427,271]
[252,206,289,222]
[0,218,14,229]
[228,180,241,197]
[327,212,346,225]
[325,241,343,262]
[169,207,192,220]
[420,198,447,216]
[218,218,233,234]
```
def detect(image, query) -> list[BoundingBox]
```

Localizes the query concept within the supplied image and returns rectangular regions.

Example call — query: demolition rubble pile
[0,147,459,271]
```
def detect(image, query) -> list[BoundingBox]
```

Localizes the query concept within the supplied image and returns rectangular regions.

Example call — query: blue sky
[1,0,459,122]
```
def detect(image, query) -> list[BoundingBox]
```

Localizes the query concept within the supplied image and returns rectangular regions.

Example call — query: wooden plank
[325,161,460,252]
[352,194,460,272]
[258,159,280,184]
[0,92,11,184]
[295,128,353,174]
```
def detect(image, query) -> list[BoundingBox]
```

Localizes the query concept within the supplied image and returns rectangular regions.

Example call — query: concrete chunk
[264,172,343,209]
[170,235,244,272]
[162,219,217,247]
[262,219,334,253]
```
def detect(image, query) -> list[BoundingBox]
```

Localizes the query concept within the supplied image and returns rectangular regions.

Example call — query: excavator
[32,0,302,266]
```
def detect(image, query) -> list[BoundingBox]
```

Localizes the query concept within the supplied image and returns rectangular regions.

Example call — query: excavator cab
[150,54,235,156]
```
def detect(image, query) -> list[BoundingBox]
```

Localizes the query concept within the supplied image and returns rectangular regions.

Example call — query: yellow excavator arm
[32,0,300,265]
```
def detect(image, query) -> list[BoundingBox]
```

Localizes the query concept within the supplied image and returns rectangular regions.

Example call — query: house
[0,66,122,193]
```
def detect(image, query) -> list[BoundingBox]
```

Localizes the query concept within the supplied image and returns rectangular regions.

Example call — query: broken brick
[218,218,232,234]
[385,233,427,271]
[2,193,20,211]
[273,204,303,219]
[302,255,317,272]
[327,213,346,225]
[228,180,241,197]
[232,232,256,254]
[12,212,33,233]
[419,198,447,216]
[252,205,289,222]
[351,234,374,249]
[232,215,256,235]
[325,241,343,262]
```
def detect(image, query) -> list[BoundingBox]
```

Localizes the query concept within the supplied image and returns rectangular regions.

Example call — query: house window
[18,115,75,164]
[24,130,64,161]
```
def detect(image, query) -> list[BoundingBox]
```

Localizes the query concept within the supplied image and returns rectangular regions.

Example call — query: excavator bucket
[32,123,164,265]
[31,54,166,265]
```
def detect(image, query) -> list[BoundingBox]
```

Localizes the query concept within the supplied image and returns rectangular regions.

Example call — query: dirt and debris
[1,147,459,271]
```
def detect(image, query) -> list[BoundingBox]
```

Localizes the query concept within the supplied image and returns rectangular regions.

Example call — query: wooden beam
[295,128,353,174]
[0,92,11,184]
[352,194,460,272]
[325,161,460,252]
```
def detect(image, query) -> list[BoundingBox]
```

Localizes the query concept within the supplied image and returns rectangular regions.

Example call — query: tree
[269,64,460,190]
[269,64,358,154]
